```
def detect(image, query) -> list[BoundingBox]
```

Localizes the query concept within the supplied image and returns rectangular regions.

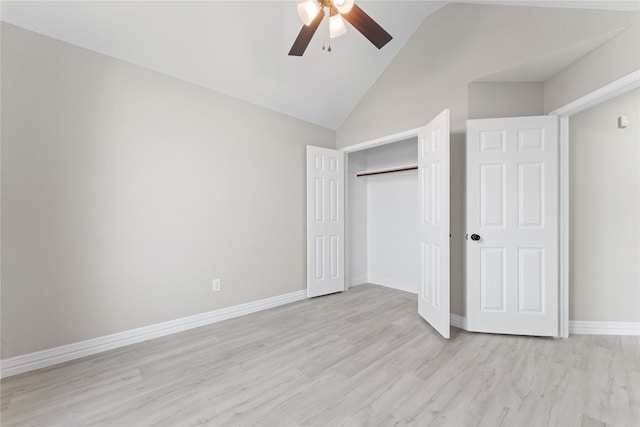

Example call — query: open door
[466,116,558,336]
[307,146,345,298]
[418,109,451,339]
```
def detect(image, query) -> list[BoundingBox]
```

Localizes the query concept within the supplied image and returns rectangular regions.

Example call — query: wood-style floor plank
[2,284,638,426]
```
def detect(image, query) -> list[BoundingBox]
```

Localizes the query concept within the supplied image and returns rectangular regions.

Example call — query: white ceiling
[2,1,638,130]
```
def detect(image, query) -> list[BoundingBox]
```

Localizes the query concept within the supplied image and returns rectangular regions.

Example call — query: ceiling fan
[289,0,393,56]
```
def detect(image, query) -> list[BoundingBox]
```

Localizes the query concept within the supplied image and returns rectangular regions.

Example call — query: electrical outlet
[212,278,221,292]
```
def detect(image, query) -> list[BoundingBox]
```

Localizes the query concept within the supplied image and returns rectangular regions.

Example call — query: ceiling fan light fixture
[297,0,320,26]
[333,0,355,14]
[329,14,347,38]
[289,0,392,56]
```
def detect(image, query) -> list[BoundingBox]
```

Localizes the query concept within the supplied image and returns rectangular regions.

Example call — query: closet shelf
[356,165,418,177]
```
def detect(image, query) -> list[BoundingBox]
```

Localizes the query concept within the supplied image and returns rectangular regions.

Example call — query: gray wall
[569,88,640,322]
[336,4,638,318]
[545,12,639,113]
[347,151,368,285]
[2,5,639,359]
[336,4,634,147]
[1,24,335,358]
[468,82,544,120]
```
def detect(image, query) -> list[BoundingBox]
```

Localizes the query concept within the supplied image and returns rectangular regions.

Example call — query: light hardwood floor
[2,284,639,426]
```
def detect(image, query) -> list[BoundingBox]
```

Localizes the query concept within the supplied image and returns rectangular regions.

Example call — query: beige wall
[569,88,640,322]
[336,4,633,147]
[336,4,638,318]
[468,82,544,120]
[3,5,639,359]
[545,12,639,113]
[1,24,334,358]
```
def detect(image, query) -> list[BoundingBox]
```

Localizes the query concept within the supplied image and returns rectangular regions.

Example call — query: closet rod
[356,165,418,178]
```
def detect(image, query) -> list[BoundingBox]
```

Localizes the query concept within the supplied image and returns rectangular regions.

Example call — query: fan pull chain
[325,12,332,53]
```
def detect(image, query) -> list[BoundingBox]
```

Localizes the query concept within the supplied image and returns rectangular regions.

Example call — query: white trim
[551,69,640,339]
[447,315,640,337]
[368,279,419,295]
[549,70,640,117]
[344,154,350,293]
[450,314,468,330]
[569,321,640,336]
[0,290,307,378]
[348,275,368,287]
[340,127,422,154]
[559,116,570,339]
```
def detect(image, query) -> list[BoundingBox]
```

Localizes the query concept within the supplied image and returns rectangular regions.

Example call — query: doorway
[306,110,452,338]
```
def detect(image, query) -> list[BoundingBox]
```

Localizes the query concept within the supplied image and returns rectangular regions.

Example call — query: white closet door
[307,146,345,298]
[466,116,558,337]
[418,110,451,339]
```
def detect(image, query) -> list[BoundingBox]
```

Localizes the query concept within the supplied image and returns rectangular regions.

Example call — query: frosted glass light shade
[334,0,355,14]
[329,14,347,38]
[297,0,320,26]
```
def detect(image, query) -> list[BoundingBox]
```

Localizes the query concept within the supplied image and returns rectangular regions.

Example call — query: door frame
[550,69,640,338]
[340,126,423,290]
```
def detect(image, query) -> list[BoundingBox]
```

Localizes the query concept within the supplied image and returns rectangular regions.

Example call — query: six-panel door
[466,116,558,337]
[418,109,451,339]
[307,146,345,298]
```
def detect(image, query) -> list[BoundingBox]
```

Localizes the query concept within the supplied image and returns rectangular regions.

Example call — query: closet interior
[346,137,420,294]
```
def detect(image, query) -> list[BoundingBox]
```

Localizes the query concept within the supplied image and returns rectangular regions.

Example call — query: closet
[307,109,451,338]
[309,106,563,339]
[346,138,420,294]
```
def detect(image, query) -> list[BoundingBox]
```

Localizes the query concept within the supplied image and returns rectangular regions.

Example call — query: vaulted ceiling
[2,1,638,129]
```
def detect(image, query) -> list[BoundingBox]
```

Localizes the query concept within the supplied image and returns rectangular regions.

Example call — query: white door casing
[307,146,345,298]
[418,109,451,339]
[466,116,558,337]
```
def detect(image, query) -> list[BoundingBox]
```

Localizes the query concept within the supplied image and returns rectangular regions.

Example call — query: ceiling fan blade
[288,9,326,56]
[342,4,392,50]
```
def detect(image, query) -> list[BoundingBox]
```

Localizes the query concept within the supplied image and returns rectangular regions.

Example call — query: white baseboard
[1,289,307,378]
[569,320,640,336]
[450,314,468,330]
[447,315,640,337]
[5,292,636,378]
[348,275,368,287]
[367,278,419,295]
